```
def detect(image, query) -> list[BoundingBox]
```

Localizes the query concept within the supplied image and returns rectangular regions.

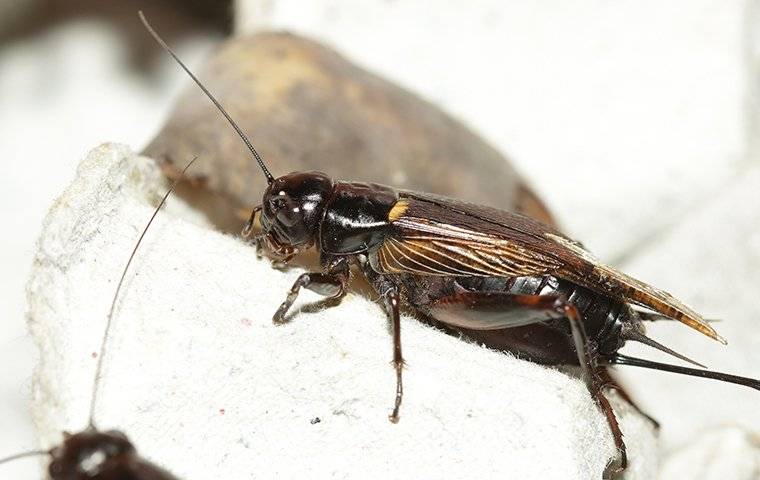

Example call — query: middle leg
[384,286,404,423]
[360,262,406,422]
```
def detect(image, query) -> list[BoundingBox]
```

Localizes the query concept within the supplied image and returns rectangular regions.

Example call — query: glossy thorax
[259,171,398,255]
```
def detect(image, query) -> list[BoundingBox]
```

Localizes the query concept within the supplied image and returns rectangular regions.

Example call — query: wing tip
[692,320,727,344]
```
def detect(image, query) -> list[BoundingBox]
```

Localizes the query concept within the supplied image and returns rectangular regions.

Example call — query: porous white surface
[26,144,657,479]
[0,17,221,478]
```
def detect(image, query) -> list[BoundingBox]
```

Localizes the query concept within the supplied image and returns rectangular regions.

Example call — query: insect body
[0,158,194,479]
[253,161,760,478]
[140,12,760,478]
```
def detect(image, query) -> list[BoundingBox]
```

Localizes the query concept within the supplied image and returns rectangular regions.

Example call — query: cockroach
[0,158,196,479]
[140,12,760,478]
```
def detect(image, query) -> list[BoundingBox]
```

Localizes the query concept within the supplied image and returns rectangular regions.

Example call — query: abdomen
[394,274,629,364]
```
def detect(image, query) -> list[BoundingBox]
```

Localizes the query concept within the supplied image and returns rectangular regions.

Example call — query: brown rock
[143,32,555,230]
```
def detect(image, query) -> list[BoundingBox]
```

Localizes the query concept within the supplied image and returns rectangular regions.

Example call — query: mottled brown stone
[143,32,556,231]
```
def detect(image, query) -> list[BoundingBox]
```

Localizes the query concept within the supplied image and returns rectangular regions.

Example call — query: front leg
[272,256,349,324]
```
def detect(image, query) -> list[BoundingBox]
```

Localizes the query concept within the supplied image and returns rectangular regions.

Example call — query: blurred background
[2,0,759,478]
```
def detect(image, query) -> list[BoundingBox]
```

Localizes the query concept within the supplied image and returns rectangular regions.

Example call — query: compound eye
[269,196,287,212]
[275,200,303,227]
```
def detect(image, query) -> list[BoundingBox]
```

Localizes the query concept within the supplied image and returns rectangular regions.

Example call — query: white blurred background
[2,0,759,478]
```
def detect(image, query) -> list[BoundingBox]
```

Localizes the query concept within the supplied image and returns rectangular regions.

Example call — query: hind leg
[425,291,628,477]
[597,366,660,430]
[555,298,627,478]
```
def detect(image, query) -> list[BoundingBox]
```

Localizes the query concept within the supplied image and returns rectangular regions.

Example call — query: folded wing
[372,192,724,343]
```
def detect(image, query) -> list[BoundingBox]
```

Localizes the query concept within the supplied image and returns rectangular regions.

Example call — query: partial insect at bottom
[0,158,196,479]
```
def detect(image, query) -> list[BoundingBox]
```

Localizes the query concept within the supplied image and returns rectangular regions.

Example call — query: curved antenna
[138,11,275,184]
[610,354,760,391]
[88,157,198,426]
[0,449,50,466]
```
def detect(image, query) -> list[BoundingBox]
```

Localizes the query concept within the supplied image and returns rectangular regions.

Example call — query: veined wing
[375,218,562,277]
[372,192,724,343]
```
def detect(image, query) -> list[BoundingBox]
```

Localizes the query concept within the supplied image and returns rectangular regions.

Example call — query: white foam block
[26,144,656,479]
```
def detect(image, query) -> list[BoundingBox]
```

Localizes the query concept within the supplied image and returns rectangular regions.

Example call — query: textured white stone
[26,144,656,479]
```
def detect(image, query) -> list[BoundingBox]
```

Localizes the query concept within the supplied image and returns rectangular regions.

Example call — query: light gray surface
[615,165,760,473]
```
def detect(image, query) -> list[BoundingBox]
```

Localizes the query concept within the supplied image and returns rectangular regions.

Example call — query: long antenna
[138,11,275,184]
[610,354,760,390]
[88,156,198,426]
[0,449,51,466]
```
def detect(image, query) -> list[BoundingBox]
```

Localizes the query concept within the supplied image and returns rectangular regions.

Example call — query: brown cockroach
[140,11,760,478]
[0,158,196,479]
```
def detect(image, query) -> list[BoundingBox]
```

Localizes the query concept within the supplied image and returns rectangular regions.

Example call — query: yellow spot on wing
[388,200,410,221]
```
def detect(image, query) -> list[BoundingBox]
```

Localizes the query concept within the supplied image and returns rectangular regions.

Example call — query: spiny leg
[541,297,626,477]
[597,366,659,430]
[383,286,404,423]
[426,291,627,476]
[358,261,407,422]
[272,258,349,323]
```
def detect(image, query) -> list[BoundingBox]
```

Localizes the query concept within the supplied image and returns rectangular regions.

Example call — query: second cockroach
[141,12,760,478]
